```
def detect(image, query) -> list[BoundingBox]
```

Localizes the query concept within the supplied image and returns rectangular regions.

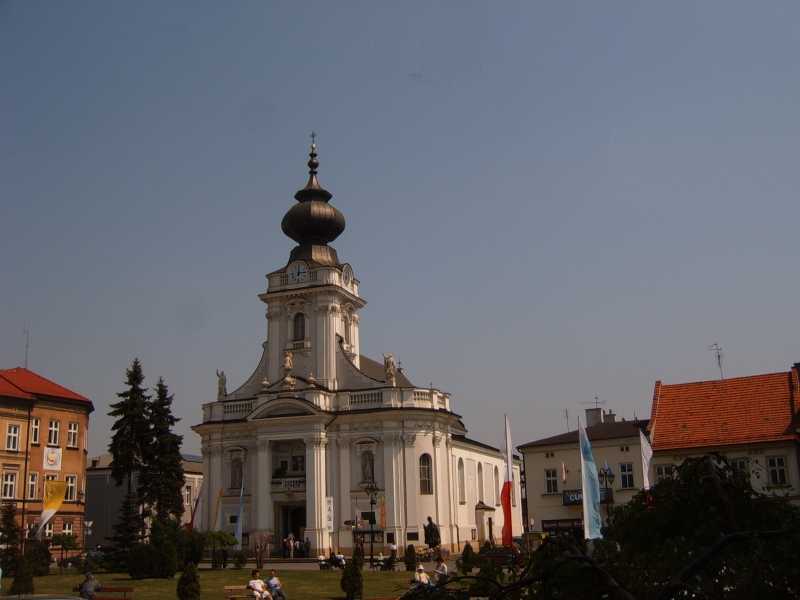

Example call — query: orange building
[0,367,93,545]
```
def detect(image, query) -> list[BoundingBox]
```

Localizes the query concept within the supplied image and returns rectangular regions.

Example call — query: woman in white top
[247,569,272,599]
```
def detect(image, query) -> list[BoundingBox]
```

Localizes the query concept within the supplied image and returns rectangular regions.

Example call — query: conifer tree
[140,377,185,522]
[108,358,151,499]
[0,501,21,576]
[109,490,143,569]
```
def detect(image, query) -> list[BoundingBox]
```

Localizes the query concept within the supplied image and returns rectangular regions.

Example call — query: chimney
[585,407,603,427]
[604,410,616,423]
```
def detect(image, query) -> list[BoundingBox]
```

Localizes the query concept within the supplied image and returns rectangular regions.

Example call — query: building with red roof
[0,367,93,544]
[648,363,800,501]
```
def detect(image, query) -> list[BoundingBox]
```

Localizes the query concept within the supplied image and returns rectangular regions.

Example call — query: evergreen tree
[177,562,201,600]
[108,490,143,569]
[9,552,34,595]
[0,501,21,576]
[140,377,185,522]
[108,358,152,533]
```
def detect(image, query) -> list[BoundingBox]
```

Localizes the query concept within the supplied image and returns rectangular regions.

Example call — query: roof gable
[0,368,90,404]
[649,369,799,451]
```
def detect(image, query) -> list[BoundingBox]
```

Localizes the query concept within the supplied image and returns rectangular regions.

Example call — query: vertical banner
[378,494,386,529]
[579,422,603,539]
[36,480,66,538]
[212,487,223,531]
[640,429,653,491]
[501,415,514,547]
[234,477,245,548]
[326,496,334,532]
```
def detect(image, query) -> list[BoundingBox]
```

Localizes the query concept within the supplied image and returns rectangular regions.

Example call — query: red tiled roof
[649,368,800,451]
[0,375,35,400]
[0,367,90,404]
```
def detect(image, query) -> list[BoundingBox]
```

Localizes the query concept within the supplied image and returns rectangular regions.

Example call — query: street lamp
[361,479,380,568]
[597,465,615,524]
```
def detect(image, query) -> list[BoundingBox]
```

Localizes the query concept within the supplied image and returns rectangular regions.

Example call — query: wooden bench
[224,585,250,599]
[74,585,135,599]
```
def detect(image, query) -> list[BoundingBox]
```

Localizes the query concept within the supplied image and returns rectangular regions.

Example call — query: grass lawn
[3,568,411,599]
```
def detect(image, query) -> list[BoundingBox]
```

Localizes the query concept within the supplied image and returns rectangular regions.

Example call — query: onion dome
[281,138,345,265]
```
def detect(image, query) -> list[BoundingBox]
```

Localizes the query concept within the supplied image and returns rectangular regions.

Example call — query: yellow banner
[43,480,66,511]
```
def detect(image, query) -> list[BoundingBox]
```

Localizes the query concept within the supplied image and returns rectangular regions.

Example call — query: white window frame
[47,420,60,446]
[545,468,559,494]
[619,462,634,489]
[655,464,675,482]
[183,485,193,506]
[2,472,17,499]
[27,472,38,500]
[65,475,77,501]
[419,454,433,495]
[30,418,40,444]
[730,457,750,475]
[457,458,466,504]
[767,456,787,486]
[44,522,53,538]
[62,521,73,537]
[67,422,79,448]
[477,463,484,502]
[6,424,20,451]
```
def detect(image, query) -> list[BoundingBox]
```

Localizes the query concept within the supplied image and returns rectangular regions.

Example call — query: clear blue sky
[2,1,799,455]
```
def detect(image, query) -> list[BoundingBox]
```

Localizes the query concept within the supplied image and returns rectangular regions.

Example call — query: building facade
[0,367,92,543]
[519,408,648,537]
[192,143,523,554]
[648,364,800,502]
[84,453,203,548]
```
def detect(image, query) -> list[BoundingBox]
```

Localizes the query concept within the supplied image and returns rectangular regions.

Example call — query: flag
[189,479,205,531]
[579,421,603,539]
[501,415,514,546]
[36,480,66,538]
[561,462,568,484]
[640,429,653,491]
[234,476,245,548]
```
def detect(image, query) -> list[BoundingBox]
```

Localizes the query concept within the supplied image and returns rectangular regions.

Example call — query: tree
[341,546,364,600]
[177,562,201,600]
[0,501,21,577]
[52,533,78,572]
[108,358,152,499]
[140,377,185,523]
[108,490,143,569]
[9,552,34,595]
[24,539,51,576]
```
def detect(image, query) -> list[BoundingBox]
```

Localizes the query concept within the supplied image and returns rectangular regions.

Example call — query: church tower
[259,140,365,388]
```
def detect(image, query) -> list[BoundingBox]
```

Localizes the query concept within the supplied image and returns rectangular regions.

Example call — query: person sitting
[433,556,449,585]
[334,552,346,569]
[78,572,102,600]
[412,565,431,588]
[267,569,287,600]
[248,569,272,599]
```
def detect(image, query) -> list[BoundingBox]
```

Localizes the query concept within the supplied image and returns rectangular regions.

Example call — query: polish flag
[501,415,514,547]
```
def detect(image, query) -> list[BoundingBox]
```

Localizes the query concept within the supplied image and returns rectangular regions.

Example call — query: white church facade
[193,142,523,554]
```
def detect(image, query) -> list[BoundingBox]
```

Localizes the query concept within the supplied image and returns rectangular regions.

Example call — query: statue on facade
[424,515,441,549]
[215,369,227,399]
[283,374,296,390]
[383,353,397,387]
[260,376,270,391]
[283,350,294,375]
[361,450,375,483]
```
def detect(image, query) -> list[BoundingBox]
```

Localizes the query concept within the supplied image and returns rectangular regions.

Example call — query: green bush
[232,549,247,569]
[128,543,157,579]
[180,529,206,567]
[24,540,51,576]
[340,550,363,600]
[404,544,417,571]
[10,552,34,595]
[176,562,201,600]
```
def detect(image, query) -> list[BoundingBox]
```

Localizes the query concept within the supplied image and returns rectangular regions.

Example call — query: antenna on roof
[708,342,724,379]
[23,327,30,369]
[563,408,569,432]
[581,395,606,409]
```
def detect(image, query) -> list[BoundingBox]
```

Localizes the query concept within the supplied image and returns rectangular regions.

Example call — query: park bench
[73,585,135,599]
[223,584,250,599]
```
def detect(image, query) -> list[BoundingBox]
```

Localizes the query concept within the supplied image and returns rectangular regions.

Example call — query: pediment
[250,397,324,419]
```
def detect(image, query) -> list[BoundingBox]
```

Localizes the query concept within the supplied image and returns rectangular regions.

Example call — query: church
[193,141,523,554]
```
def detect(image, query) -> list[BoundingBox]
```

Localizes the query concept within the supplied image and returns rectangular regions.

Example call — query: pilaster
[402,432,419,538]
[256,438,273,532]
[382,432,402,544]
[305,433,328,554]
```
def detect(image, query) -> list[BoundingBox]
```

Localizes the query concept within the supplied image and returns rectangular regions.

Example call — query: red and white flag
[501,415,514,546]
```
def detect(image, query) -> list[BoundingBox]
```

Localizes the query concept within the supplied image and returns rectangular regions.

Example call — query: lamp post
[361,480,379,568]
[597,465,615,524]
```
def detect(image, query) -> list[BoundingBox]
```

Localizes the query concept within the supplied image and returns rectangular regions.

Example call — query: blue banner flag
[579,421,603,539]
[234,476,245,548]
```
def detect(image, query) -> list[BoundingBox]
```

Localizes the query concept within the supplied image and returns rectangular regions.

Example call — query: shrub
[10,552,34,595]
[24,539,51,576]
[232,549,247,569]
[340,551,363,600]
[128,543,157,579]
[180,530,206,567]
[404,544,417,571]
[176,562,201,600]
[457,542,475,575]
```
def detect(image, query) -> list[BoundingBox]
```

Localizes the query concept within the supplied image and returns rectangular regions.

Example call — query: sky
[2,1,799,455]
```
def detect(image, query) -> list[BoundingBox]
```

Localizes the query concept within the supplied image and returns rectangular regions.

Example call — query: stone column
[337,437,352,551]
[305,434,328,554]
[402,433,419,540]
[256,438,273,534]
[432,432,444,539]
[382,433,402,545]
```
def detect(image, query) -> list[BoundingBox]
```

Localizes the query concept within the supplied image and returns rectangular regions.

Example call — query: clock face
[288,262,308,283]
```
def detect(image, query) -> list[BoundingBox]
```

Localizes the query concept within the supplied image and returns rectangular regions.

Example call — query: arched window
[343,315,351,345]
[293,312,306,341]
[457,458,465,504]
[361,450,375,483]
[419,454,433,495]
[477,463,484,502]
[230,455,243,490]
[494,466,500,506]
